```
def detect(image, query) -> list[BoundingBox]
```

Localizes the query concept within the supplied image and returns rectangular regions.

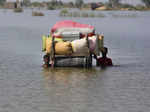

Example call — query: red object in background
[51,20,94,33]
[97,57,113,66]
[51,20,95,38]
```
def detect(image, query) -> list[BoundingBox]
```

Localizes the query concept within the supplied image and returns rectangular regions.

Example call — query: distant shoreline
[1,0,150,12]
[0,7,150,11]
[81,6,150,11]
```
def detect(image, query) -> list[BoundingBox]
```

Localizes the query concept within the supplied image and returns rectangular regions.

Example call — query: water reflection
[41,67,110,111]
[42,67,98,85]
[41,65,126,112]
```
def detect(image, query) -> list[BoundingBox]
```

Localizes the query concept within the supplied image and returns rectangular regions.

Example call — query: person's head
[43,54,49,64]
[101,47,108,58]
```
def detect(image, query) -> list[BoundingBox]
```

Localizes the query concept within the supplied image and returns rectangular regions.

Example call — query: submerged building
[5,0,22,9]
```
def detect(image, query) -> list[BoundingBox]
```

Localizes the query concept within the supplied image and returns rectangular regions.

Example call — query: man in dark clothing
[97,47,113,67]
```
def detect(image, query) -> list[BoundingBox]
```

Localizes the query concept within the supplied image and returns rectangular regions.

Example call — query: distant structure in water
[4,0,22,9]
[120,0,143,6]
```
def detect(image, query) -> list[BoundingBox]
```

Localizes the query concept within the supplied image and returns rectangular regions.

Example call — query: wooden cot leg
[50,35,55,68]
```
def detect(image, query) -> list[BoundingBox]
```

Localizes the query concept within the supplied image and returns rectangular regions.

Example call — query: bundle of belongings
[42,35,104,56]
[42,20,104,56]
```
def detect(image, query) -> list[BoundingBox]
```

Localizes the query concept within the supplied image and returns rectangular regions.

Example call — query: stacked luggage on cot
[42,20,104,67]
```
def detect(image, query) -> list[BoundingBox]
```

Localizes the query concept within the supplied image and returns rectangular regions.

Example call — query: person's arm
[108,58,113,66]
[92,51,98,60]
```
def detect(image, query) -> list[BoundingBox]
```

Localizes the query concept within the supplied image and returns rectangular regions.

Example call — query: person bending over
[97,47,113,67]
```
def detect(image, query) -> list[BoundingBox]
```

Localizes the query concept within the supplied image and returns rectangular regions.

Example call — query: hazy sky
[7,0,142,5]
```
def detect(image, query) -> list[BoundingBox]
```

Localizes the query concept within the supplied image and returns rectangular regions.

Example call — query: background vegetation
[0,0,5,6]
[142,0,150,7]
[1,0,150,11]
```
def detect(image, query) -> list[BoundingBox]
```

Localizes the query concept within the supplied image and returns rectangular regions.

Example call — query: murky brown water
[0,9,150,112]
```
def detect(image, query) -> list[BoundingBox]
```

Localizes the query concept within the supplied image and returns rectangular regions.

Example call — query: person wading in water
[96,47,113,67]
[42,54,50,68]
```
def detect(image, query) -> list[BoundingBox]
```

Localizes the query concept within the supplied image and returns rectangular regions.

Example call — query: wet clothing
[97,57,113,66]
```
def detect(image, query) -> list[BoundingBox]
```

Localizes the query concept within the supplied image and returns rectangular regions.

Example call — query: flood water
[0,9,150,112]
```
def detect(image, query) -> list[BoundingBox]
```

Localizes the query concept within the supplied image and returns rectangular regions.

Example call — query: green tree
[141,0,150,7]
[68,2,74,7]
[31,2,41,7]
[47,0,62,10]
[75,0,84,8]
[51,0,57,6]
[23,0,31,6]
[0,0,6,5]
[109,0,120,8]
